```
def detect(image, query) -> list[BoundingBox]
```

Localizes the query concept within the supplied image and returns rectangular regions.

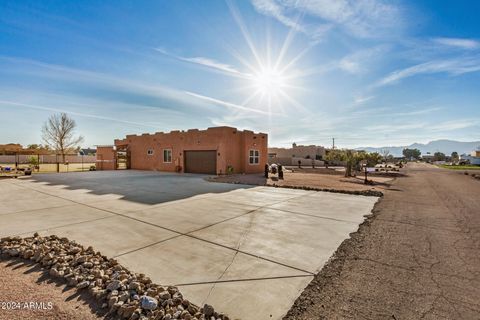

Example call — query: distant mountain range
[357,140,480,157]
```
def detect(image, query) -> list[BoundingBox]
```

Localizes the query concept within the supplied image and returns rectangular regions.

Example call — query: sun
[225,0,310,114]
[250,67,287,97]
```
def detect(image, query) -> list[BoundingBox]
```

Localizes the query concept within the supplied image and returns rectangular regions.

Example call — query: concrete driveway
[25,170,251,204]
[0,171,378,319]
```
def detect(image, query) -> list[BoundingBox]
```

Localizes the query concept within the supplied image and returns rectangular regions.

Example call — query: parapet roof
[122,126,267,138]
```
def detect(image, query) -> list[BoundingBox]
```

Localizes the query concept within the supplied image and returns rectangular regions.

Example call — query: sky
[1,0,479,148]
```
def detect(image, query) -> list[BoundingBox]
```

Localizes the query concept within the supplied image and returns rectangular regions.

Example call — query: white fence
[0,155,96,164]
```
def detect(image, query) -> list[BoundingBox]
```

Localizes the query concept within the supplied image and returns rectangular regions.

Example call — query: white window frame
[163,149,172,163]
[249,149,260,165]
[147,149,154,156]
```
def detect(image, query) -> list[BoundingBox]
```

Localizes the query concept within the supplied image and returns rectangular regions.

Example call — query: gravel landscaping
[208,172,390,197]
[1,234,227,320]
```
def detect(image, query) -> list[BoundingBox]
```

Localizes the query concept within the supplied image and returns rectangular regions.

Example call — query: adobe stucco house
[268,142,326,166]
[96,126,267,174]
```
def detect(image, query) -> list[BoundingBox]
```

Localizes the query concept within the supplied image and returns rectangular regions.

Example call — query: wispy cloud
[430,119,480,131]
[184,91,271,115]
[251,0,403,39]
[0,56,215,114]
[155,48,247,77]
[432,37,480,50]
[359,118,478,140]
[251,0,306,33]
[354,95,374,104]
[0,100,159,129]
[377,57,480,86]
[338,45,389,74]
[393,107,443,117]
[366,122,427,133]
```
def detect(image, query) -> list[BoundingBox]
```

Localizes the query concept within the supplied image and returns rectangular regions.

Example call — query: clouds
[372,36,480,87]
[0,56,205,112]
[338,45,389,74]
[2,1,480,148]
[377,56,480,86]
[432,37,480,50]
[250,0,306,34]
[250,0,403,39]
[155,48,246,77]
[0,100,159,129]
[430,119,480,132]
[0,56,272,132]
[183,91,271,115]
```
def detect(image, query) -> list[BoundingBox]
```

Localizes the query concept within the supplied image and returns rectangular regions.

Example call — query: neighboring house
[460,148,480,165]
[268,143,326,166]
[421,153,435,162]
[471,149,480,158]
[96,126,267,174]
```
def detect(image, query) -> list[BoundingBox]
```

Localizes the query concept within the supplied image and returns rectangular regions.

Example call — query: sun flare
[250,67,287,97]
[225,1,310,114]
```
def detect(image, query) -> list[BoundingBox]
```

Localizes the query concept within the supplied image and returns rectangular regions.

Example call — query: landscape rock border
[208,177,384,197]
[0,234,229,320]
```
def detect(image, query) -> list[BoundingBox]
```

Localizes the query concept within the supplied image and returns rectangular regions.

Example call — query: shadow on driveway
[27,170,254,205]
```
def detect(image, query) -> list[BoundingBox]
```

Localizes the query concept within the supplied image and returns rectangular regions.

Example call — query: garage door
[184,150,217,174]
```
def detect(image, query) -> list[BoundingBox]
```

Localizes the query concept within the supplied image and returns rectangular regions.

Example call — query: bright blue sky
[1,0,479,148]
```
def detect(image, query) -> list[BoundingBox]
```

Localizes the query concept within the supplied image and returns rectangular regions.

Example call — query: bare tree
[42,113,84,165]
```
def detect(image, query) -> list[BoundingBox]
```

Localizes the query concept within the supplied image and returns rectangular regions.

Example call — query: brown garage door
[184,150,217,174]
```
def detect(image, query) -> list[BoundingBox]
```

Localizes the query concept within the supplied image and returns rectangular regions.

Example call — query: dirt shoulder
[283,162,480,319]
[0,258,108,320]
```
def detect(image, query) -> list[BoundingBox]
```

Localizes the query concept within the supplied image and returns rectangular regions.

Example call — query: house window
[163,149,172,163]
[147,149,154,156]
[249,150,259,165]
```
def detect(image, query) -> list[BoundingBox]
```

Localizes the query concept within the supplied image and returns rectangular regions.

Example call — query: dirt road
[284,162,480,319]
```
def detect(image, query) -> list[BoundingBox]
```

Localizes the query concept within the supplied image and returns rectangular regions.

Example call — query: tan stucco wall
[107,126,267,174]
[95,146,116,170]
[269,144,326,159]
[471,150,480,157]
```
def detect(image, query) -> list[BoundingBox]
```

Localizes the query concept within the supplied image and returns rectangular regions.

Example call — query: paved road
[285,163,480,319]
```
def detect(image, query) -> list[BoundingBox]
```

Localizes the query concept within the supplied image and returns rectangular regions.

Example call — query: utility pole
[332,137,335,150]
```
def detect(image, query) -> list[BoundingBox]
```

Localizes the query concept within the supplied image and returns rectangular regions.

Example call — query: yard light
[80,150,85,171]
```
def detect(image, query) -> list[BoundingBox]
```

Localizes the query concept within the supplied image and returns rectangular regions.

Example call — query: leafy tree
[451,151,459,161]
[42,113,84,163]
[433,152,446,161]
[27,144,40,149]
[364,152,382,167]
[402,148,421,160]
[28,156,39,167]
[326,149,380,177]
